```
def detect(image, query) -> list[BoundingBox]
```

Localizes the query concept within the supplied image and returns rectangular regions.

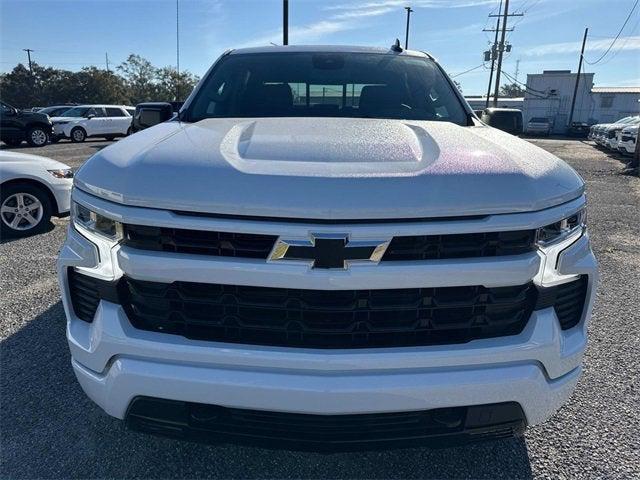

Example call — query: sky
[1,0,639,95]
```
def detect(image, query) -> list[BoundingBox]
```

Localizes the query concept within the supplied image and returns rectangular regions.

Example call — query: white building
[521,70,640,134]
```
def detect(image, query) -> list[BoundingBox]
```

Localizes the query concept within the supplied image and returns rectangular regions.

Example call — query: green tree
[117,54,159,103]
[0,63,38,108]
[500,82,525,98]
[156,66,199,102]
[73,67,129,104]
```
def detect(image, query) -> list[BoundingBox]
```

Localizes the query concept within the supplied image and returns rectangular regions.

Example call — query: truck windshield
[186,52,468,125]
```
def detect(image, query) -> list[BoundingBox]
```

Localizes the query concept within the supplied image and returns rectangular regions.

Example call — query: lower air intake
[126,397,526,451]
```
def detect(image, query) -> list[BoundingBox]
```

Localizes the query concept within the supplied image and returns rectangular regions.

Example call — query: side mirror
[86,114,95,119]
[133,103,173,132]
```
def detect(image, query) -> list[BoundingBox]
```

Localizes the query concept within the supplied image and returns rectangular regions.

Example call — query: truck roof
[229,44,432,58]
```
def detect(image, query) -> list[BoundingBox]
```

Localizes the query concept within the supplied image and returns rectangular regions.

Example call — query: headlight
[48,168,74,179]
[536,208,586,246]
[54,121,70,125]
[72,201,123,241]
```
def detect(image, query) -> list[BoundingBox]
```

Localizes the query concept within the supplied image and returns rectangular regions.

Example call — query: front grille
[553,276,589,329]
[67,269,120,322]
[535,276,588,330]
[119,278,538,348]
[123,225,277,259]
[382,230,536,261]
[123,224,537,261]
[126,397,526,451]
[68,269,101,322]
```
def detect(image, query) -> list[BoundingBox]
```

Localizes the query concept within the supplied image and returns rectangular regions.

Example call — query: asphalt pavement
[1,138,638,479]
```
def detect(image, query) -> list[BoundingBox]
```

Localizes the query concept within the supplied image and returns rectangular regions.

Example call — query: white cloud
[325,0,496,11]
[524,36,640,57]
[239,0,494,48]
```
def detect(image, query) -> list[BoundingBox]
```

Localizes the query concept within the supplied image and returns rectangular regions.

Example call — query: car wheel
[0,183,52,237]
[26,127,49,147]
[3,138,23,147]
[104,135,116,141]
[71,127,86,143]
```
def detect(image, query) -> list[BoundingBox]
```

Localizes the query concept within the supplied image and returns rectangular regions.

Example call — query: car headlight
[48,169,74,179]
[72,201,123,241]
[536,208,586,246]
[54,121,70,125]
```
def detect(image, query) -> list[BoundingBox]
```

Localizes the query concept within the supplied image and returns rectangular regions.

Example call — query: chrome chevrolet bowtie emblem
[269,233,390,269]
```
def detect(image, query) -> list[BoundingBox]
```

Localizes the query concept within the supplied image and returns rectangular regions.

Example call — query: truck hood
[74,117,584,220]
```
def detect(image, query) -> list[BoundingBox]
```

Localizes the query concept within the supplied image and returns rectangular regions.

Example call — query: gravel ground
[1,138,638,479]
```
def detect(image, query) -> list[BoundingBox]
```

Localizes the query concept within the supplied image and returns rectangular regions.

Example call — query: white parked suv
[51,105,135,143]
[58,45,598,451]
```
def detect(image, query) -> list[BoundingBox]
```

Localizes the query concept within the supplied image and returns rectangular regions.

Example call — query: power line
[584,0,639,65]
[500,69,547,98]
[450,63,487,78]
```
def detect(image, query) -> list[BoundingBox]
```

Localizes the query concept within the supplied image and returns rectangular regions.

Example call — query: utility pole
[283,0,289,45]
[176,0,180,100]
[485,0,523,107]
[105,52,110,73]
[493,0,510,107]
[176,0,180,75]
[404,7,414,50]
[484,0,502,108]
[514,58,520,83]
[567,28,588,129]
[23,48,34,75]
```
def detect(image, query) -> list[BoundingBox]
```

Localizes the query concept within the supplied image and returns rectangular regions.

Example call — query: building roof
[591,87,640,94]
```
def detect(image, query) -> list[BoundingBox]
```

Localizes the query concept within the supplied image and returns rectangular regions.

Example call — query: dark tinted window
[105,107,126,117]
[482,110,523,132]
[187,52,467,124]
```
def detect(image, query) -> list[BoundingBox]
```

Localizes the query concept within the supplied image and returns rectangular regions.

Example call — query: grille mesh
[119,279,537,348]
[553,276,589,329]
[123,225,277,258]
[122,224,537,261]
[382,230,536,261]
[68,269,102,322]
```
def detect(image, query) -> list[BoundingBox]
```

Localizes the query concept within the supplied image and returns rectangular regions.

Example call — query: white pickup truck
[58,45,597,451]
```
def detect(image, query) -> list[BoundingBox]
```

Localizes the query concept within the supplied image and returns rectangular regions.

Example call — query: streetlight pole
[283,0,289,45]
[404,7,413,50]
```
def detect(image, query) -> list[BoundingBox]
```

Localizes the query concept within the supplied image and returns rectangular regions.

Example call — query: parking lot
[1,138,638,479]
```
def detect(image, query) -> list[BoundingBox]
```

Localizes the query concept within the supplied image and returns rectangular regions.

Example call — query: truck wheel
[71,127,87,143]
[0,183,52,237]
[26,127,49,147]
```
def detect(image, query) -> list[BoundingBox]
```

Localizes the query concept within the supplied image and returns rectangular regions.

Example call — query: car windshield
[186,52,468,124]
[61,107,90,117]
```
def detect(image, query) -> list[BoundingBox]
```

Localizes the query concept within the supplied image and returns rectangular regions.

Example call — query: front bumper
[618,139,636,155]
[52,124,72,139]
[58,191,598,440]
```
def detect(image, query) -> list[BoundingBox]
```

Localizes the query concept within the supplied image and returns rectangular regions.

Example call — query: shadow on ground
[1,302,533,479]
[0,222,55,244]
